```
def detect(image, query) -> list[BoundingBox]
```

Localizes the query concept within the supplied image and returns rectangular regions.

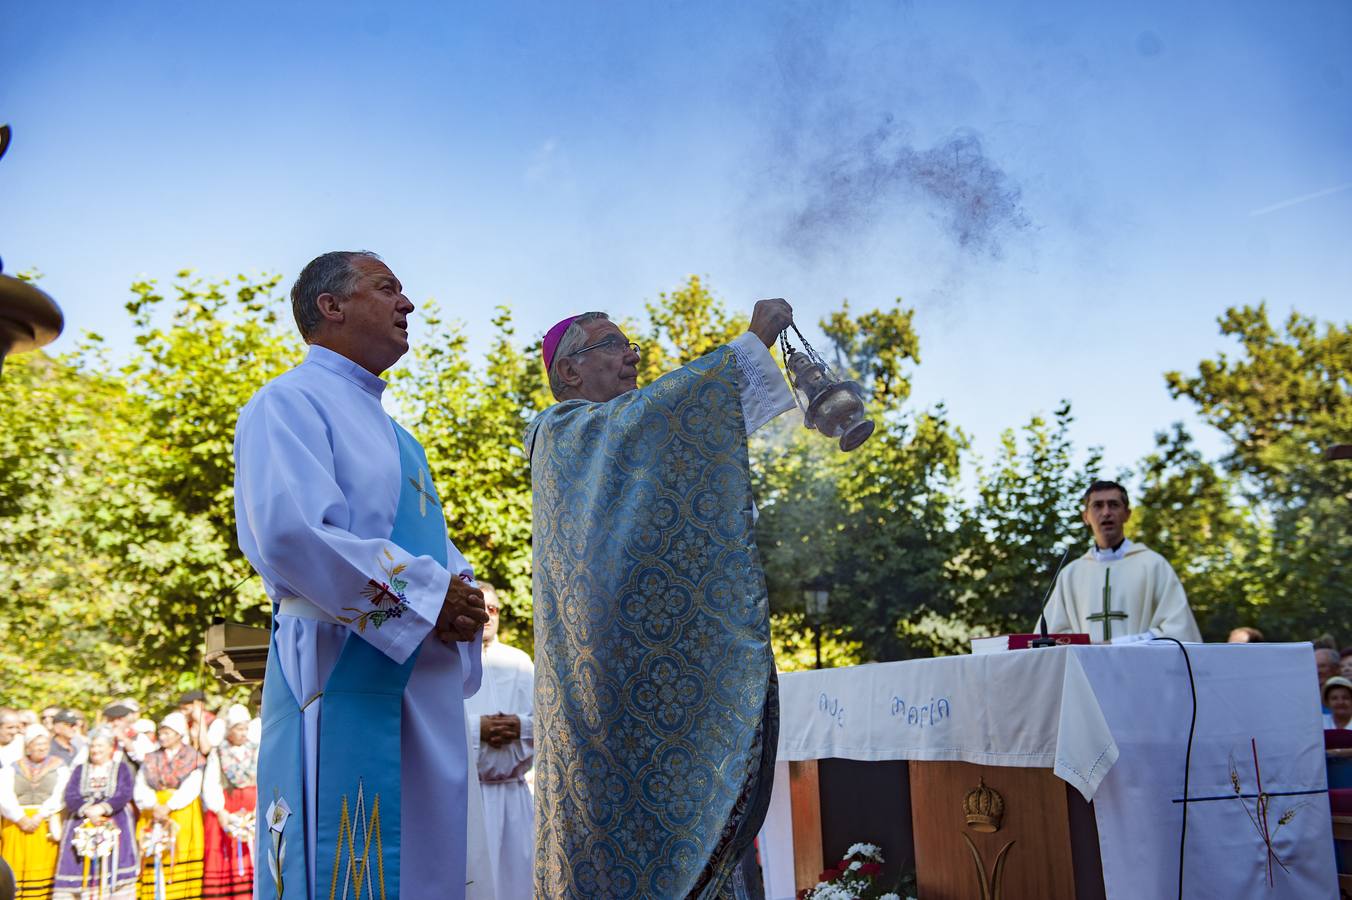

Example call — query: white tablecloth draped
[775,644,1118,799]
[760,642,1336,900]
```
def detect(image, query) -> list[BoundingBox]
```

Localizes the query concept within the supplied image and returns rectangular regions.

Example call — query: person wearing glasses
[527,299,795,899]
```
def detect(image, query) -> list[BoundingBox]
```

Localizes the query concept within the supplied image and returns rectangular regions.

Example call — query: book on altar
[970,633,1091,654]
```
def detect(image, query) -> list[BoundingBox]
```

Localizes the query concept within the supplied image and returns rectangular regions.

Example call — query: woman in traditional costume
[1,732,68,898]
[133,714,203,900]
[198,706,254,900]
[53,731,139,900]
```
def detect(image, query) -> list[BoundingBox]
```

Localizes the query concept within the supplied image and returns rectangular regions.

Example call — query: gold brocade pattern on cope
[527,347,777,899]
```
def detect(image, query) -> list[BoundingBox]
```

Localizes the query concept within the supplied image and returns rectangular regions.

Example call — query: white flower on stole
[266,797,291,834]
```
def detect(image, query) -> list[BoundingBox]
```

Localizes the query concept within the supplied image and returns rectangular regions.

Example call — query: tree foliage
[1165,305,1352,638]
[1130,424,1263,638]
[395,304,544,646]
[952,403,1103,641]
[1,272,1346,709]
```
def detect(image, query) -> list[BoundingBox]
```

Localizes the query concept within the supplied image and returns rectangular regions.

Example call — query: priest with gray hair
[528,298,796,899]
[234,250,490,900]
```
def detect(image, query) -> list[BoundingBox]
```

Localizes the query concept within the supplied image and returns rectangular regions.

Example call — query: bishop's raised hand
[748,297,794,348]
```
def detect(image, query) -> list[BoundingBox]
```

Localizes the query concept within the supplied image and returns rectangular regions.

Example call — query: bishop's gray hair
[290,250,382,340]
[548,311,610,400]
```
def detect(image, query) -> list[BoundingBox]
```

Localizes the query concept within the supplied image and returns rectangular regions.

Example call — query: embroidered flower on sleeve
[338,548,412,632]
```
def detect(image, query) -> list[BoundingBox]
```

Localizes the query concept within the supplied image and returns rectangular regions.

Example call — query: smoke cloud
[782,118,1029,259]
[746,7,1033,267]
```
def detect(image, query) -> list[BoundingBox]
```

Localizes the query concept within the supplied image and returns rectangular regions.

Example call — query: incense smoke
[782,117,1030,260]
[751,8,1033,266]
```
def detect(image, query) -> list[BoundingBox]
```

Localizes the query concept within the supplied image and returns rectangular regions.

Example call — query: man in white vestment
[1042,479,1202,643]
[234,250,490,900]
[463,583,534,900]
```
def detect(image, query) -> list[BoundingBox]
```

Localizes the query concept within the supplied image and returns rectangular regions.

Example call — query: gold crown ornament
[963,777,1005,833]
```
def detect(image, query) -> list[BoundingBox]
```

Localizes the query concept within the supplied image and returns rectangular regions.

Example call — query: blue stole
[255,421,447,900]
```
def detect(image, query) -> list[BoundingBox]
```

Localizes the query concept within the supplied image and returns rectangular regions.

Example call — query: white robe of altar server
[234,344,482,899]
[464,640,535,900]
[1042,540,1202,643]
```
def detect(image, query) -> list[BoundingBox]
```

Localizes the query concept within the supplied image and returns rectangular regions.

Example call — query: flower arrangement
[798,843,914,900]
[71,821,120,859]
[223,810,256,844]
[139,819,179,860]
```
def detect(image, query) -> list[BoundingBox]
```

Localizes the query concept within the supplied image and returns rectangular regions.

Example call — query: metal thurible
[779,324,875,452]
[0,124,65,378]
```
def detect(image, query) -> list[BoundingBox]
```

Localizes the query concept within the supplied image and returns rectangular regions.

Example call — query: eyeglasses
[570,336,640,358]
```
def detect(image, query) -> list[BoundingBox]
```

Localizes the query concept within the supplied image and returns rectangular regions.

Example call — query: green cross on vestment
[408,468,439,517]
[1087,568,1128,641]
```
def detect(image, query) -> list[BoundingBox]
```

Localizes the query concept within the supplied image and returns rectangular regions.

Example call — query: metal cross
[1087,568,1128,641]
[408,469,439,517]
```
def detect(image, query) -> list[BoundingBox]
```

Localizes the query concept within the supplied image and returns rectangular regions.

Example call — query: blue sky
[3,0,1349,477]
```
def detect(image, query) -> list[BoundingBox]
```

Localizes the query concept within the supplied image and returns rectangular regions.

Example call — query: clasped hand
[435,576,490,644]
[480,713,521,748]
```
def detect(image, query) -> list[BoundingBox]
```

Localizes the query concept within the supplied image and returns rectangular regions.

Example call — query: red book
[970,633,1091,654]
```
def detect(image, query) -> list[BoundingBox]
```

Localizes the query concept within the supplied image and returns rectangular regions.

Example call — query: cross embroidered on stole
[407,468,439,517]
[1087,568,1128,641]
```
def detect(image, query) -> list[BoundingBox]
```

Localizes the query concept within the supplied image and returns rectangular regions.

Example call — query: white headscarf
[159,712,189,741]
[225,704,251,728]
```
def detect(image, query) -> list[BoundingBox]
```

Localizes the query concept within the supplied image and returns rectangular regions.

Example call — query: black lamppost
[0,125,64,378]
[802,576,831,669]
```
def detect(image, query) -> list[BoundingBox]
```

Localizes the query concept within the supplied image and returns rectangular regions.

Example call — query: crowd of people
[1310,639,1352,732]
[0,693,259,900]
[0,581,537,900]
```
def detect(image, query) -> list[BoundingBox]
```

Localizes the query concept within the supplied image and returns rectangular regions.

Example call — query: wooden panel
[911,762,1077,900]
[818,759,914,885]
[1333,815,1352,841]
[1065,783,1107,900]
[788,760,824,892]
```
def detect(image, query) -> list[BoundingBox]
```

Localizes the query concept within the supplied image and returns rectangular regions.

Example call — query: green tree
[952,402,1103,641]
[109,273,298,679]
[631,275,749,384]
[0,271,299,709]
[755,298,966,663]
[0,350,142,706]
[1166,304,1352,638]
[397,304,544,647]
[1131,424,1264,639]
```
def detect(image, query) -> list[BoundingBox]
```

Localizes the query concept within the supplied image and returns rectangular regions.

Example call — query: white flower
[266,797,292,834]
[816,886,853,900]
[845,841,883,861]
[879,894,901,900]
[848,860,862,871]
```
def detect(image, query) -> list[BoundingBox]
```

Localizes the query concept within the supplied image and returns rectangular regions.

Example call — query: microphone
[1030,543,1075,648]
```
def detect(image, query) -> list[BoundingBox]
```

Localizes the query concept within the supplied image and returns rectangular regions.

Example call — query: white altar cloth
[759,642,1336,900]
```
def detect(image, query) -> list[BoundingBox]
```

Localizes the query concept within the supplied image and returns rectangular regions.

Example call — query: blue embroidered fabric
[527,346,778,899]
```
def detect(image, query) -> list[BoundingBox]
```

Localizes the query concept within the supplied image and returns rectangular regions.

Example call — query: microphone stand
[1030,544,1074,648]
